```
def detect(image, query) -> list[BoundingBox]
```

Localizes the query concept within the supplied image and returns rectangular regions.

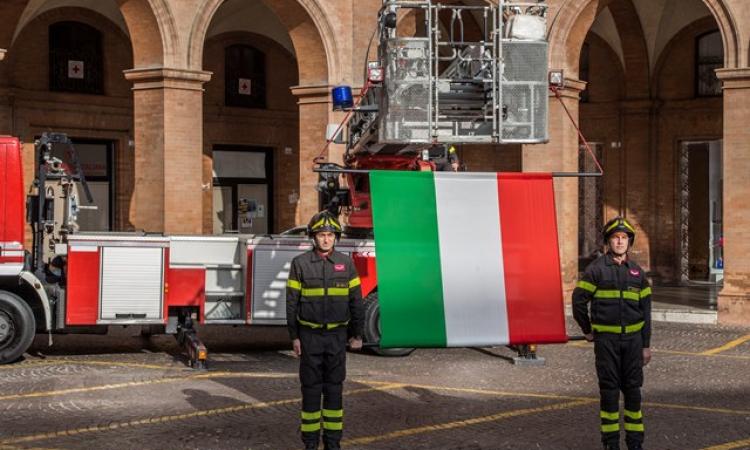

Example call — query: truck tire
[0,290,36,364]
[363,291,414,357]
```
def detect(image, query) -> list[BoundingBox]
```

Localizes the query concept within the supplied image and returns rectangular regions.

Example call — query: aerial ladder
[315,0,553,237]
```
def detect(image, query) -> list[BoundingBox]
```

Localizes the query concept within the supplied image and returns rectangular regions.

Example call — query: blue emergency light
[331,85,353,111]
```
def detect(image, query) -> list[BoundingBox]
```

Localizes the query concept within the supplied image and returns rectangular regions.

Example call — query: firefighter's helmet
[602,217,635,246]
[307,211,342,239]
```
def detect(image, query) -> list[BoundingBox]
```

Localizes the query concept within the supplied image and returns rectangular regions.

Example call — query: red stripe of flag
[497,173,568,344]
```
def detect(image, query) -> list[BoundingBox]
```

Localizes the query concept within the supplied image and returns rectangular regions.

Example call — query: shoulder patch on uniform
[334,264,346,272]
[629,269,640,276]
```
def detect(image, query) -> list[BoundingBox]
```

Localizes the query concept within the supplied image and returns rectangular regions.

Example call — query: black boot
[627,444,643,450]
[303,433,319,450]
[323,430,341,449]
[604,444,620,450]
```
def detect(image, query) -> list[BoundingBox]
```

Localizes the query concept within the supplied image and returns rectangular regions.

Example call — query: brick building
[0,0,748,324]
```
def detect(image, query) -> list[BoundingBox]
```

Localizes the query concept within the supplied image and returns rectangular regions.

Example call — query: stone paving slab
[0,321,746,450]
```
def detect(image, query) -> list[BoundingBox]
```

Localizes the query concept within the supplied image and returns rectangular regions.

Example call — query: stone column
[290,84,331,226]
[716,68,750,325]
[124,67,211,234]
[523,78,586,299]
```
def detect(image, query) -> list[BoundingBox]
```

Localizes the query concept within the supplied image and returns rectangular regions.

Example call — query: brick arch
[651,16,721,96]
[582,32,626,102]
[549,0,739,79]
[0,1,33,52]
[700,0,738,67]
[203,30,299,109]
[8,6,134,95]
[548,0,608,77]
[116,0,176,67]
[3,0,175,69]
[189,0,335,85]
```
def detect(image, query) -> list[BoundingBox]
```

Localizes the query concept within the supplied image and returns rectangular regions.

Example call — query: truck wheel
[0,290,36,364]
[363,292,414,357]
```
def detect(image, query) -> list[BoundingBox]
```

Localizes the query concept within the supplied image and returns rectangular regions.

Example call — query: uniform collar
[309,249,342,263]
[604,251,631,267]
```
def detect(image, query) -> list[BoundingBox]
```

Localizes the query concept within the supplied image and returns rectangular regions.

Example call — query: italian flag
[370,171,567,348]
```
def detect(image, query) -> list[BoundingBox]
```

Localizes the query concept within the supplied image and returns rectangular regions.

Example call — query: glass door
[211,145,273,234]
[237,183,269,234]
[51,139,114,231]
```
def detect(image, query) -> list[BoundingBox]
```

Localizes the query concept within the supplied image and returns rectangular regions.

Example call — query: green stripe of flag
[370,171,446,347]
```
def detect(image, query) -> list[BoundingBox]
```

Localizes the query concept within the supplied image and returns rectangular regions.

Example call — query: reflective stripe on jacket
[286,249,364,340]
[572,253,652,347]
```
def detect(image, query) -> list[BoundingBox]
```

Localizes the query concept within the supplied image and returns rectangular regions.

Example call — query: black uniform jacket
[572,252,652,347]
[286,249,365,340]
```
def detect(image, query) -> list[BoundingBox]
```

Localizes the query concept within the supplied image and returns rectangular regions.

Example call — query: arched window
[579,42,590,103]
[225,44,267,108]
[49,21,104,95]
[696,30,723,97]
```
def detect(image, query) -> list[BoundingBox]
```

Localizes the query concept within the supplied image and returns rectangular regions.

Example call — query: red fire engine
[0,1,576,367]
[0,133,383,367]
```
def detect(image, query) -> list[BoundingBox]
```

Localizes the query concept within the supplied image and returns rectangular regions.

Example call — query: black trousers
[299,327,347,446]
[595,333,645,448]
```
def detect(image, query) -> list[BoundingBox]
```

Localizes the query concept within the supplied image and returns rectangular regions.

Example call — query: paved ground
[0,320,748,450]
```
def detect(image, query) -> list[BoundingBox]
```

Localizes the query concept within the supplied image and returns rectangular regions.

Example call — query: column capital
[290,84,332,105]
[716,68,750,89]
[550,78,587,100]
[124,67,212,91]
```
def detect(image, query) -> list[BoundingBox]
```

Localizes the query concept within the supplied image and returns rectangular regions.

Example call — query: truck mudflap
[19,271,53,340]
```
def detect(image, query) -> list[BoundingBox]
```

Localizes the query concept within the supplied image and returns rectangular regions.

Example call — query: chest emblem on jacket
[334,264,346,272]
[629,269,640,277]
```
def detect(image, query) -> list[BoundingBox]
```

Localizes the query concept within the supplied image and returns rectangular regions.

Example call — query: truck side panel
[66,245,100,325]
[166,267,206,321]
[0,137,25,276]
[247,238,377,325]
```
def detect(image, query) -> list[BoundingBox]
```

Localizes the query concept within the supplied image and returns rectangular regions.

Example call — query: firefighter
[428,144,460,171]
[573,217,652,450]
[286,211,364,450]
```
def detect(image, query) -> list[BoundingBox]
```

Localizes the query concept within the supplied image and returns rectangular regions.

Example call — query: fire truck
[0,0,553,367]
